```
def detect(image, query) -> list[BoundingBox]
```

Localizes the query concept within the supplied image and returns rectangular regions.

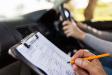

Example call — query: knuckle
[63,27,66,30]
[82,61,89,67]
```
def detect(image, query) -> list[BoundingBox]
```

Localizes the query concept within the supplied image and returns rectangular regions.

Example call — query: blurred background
[65,0,112,21]
[0,0,112,21]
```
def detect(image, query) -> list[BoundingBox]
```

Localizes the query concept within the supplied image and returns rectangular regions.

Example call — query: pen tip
[67,62,70,63]
[67,61,75,65]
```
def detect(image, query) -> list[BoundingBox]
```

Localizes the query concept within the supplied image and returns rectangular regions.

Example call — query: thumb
[75,58,94,72]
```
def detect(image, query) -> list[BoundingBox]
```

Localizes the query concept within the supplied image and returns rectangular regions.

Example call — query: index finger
[71,49,95,61]
[62,20,71,26]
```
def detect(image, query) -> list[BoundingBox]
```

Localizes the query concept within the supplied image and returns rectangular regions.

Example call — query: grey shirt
[83,33,112,54]
[81,24,112,54]
[84,25,112,41]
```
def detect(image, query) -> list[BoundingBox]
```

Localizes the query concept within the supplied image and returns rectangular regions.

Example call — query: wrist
[72,31,86,40]
[79,31,86,41]
[82,24,88,30]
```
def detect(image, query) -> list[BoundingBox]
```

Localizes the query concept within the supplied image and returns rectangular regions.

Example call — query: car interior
[0,0,112,74]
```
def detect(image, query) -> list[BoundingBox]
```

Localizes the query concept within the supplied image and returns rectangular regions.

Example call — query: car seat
[0,22,22,68]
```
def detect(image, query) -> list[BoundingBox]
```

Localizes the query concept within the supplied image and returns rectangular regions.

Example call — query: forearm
[83,24,112,41]
[84,0,97,20]
[83,33,112,54]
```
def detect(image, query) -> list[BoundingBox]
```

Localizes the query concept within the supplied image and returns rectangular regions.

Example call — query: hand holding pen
[71,50,107,75]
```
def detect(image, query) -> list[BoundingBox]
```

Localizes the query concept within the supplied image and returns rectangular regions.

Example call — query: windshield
[65,0,112,21]
[0,0,64,21]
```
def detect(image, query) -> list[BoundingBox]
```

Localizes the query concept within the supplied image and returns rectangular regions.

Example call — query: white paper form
[17,32,75,75]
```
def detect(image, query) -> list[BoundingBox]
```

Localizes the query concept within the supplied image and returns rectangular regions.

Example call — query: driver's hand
[77,22,88,30]
[62,20,86,40]
[71,50,107,75]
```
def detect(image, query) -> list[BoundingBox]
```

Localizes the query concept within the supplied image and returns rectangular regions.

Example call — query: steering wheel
[57,4,85,54]
[60,4,72,21]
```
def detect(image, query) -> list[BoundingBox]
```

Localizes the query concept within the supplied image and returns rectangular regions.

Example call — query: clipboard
[9,32,46,75]
[9,32,75,75]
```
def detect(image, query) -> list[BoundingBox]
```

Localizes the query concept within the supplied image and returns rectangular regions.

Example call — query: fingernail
[84,49,89,52]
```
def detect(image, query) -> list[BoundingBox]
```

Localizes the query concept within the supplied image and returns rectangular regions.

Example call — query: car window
[65,0,112,21]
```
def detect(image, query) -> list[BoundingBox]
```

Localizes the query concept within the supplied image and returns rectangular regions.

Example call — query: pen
[68,53,110,65]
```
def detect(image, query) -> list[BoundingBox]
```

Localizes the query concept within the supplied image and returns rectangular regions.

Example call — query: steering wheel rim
[58,4,85,51]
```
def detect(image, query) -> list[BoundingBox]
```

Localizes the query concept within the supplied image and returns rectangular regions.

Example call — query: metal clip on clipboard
[21,32,39,48]
[9,32,46,75]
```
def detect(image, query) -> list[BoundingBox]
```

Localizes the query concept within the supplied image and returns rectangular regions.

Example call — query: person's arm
[63,20,112,54]
[84,0,97,20]
[83,33,112,54]
[77,23,112,41]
